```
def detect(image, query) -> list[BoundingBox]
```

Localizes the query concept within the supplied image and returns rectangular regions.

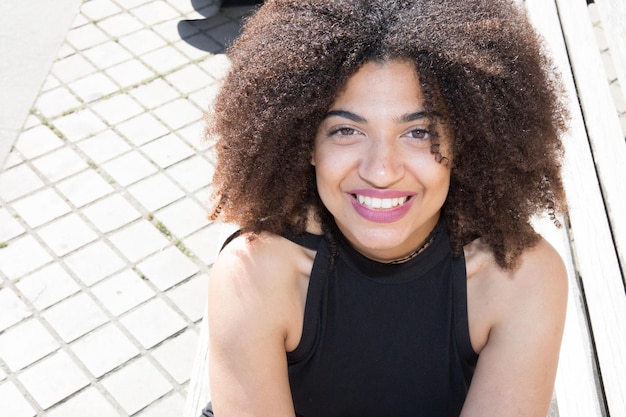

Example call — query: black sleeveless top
[284,220,478,417]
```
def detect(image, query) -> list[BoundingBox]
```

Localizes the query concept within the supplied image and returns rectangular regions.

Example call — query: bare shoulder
[466,235,567,300]
[212,231,314,290]
[208,234,314,416]
[461,237,568,416]
[209,231,315,349]
[464,236,568,354]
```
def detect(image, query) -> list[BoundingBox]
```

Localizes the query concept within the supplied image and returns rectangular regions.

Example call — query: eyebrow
[324,109,435,124]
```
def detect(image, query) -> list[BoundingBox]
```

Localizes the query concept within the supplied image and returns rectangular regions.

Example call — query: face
[312,60,452,262]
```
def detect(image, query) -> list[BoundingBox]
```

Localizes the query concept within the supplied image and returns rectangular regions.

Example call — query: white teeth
[356,194,408,209]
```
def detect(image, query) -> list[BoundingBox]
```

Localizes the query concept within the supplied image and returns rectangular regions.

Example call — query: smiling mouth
[353,194,411,209]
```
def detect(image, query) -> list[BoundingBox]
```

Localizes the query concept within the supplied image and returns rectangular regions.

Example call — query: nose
[358,137,405,188]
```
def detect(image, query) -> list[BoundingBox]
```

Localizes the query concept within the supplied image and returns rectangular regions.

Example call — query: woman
[203,0,569,416]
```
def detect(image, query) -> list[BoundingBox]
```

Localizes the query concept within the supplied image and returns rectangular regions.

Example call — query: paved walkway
[0,1,255,416]
[0,2,623,417]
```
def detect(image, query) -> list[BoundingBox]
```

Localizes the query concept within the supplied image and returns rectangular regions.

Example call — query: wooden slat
[595,0,626,106]
[554,1,626,415]
[534,216,604,417]
[529,0,626,415]
[559,0,626,278]
[525,2,607,415]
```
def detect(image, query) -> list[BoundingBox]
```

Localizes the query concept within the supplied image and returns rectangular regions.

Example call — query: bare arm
[208,234,308,417]
[462,238,568,417]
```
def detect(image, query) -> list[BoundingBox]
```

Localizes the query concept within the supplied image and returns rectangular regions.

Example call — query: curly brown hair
[207,0,568,268]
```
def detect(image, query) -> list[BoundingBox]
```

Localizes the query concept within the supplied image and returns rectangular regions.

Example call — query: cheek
[413,159,451,192]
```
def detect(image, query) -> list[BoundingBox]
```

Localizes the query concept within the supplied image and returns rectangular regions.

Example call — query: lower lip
[350,195,414,223]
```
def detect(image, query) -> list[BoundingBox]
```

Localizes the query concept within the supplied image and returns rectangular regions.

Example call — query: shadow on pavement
[178,0,264,52]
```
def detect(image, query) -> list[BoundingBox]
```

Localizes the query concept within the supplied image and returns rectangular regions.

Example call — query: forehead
[331,60,425,109]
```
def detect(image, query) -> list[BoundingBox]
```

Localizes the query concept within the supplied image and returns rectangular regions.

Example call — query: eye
[331,127,360,136]
[406,129,430,140]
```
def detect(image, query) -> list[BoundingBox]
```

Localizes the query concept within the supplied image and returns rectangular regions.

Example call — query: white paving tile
[0,381,36,417]
[11,188,72,228]
[2,150,23,169]
[0,318,59,372]
[137,246,199,291]
[188,86,217,113]
[101,152,157,187]
[140,134,195,169]
[69,72,119,103]
[174,36,218,59]
[0,235,53,279]
[119,0,153,9]
[56,169,115,208]
[31,147,88,183]
[91,94,145,125]
[152,18,190,43]
[42,293,108,343]
[151,327,198,383]
[76,130,132,164]
[16,263,80,310]
[51,53,97,84]
[65,24,109,51]
[166,273,209,323]
[0,288,32,331]
[116,112,169,146]
[40,73,61,93]
[105,59,155,88]
[57,42,77,60]
[0,163,45,202]
[135,390,186,417]
[182,223,228,266]
[64,241,127,286]
[151,98,202,130]
[83,40,133,69]
[118,28,167,56]
[140,46,188,74]
[108,219,170,262]
[129,78,180,109]
[155,198,210,238]
[174,120,209,151]
[127,173,186,212]
[71,324,140,377]
[71,12,89,29]
[97,13,144,38]
[35,87,82,119]
[166,155,214,193]
[14,125,64,159]
[36,213,99,257]
[120,298,186,349]
[81,193,142,234]
[46,386,120,417]
[92,269,154,316]
[199,53,231,81]
[81,0,122,21]
[18,350,90,410]
[0,208,25,242]
[101,357,172,415]
[53,108,109,142]
[131,2,181,26]
[165,65,214,95]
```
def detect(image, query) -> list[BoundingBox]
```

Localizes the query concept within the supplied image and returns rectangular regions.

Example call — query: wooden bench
[183,1,626,415]
[527,0,626,416]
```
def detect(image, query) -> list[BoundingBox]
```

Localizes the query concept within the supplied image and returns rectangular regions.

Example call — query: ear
[310,149,316,166]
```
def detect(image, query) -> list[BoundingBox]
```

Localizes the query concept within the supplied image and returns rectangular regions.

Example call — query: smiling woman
[202,1,569,416]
